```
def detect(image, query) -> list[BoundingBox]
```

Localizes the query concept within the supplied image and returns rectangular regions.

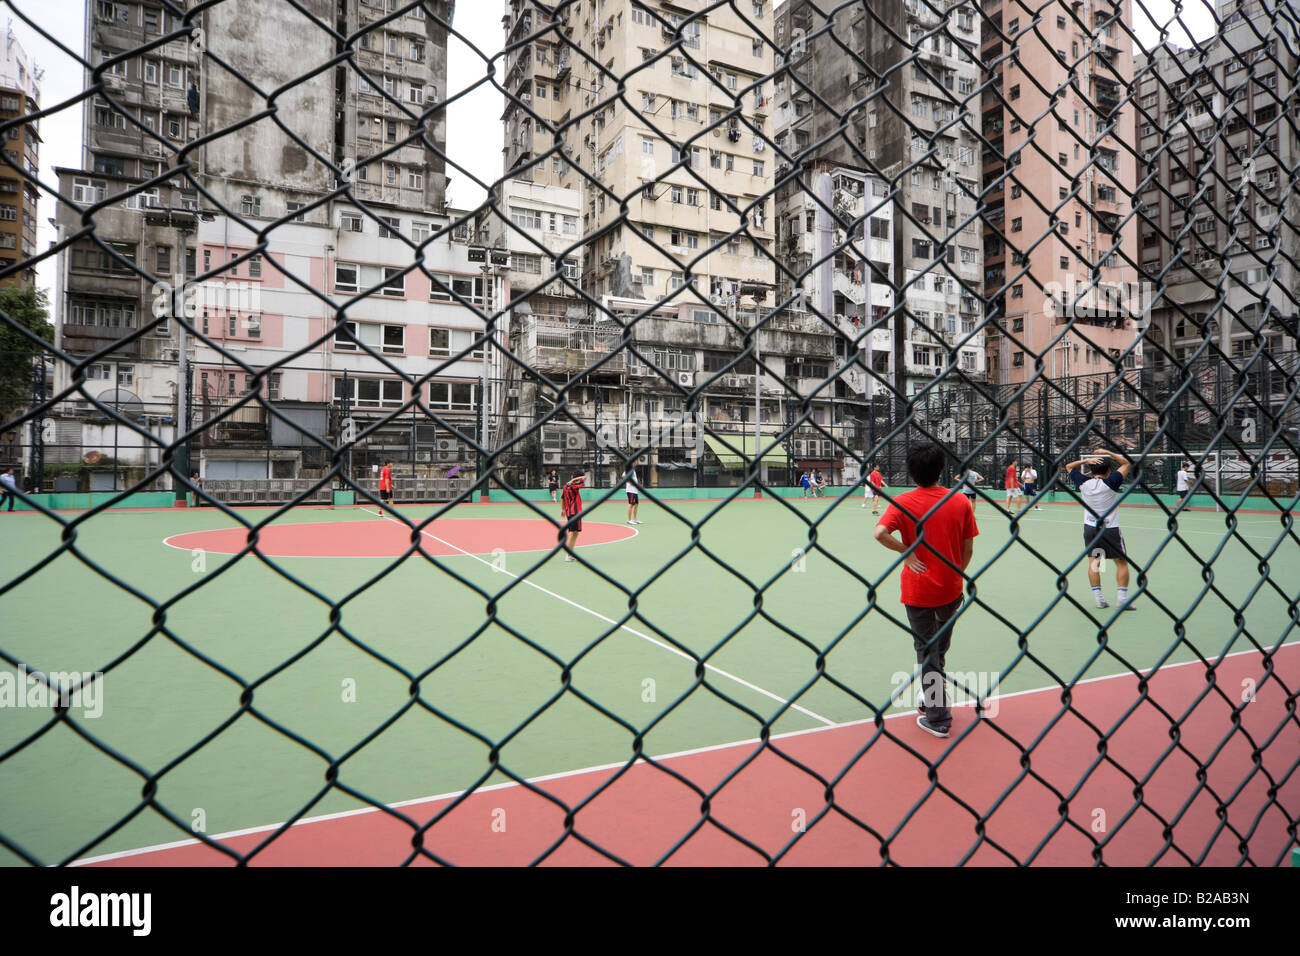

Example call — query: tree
[0,284,54,429]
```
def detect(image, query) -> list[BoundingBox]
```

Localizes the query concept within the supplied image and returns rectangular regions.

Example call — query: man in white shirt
[625,468,641,525]
[0,467,16,512]
[1064,448,1135,610]
[1175,462,1192,499]
[1021,464,1042,511]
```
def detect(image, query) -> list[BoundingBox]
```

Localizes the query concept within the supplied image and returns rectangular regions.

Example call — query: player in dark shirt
[560,472,586,562]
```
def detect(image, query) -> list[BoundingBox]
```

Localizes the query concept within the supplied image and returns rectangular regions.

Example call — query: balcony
[519,319,627,374]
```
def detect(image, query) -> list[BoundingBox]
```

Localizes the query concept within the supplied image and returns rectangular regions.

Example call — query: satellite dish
[95,388,145,419]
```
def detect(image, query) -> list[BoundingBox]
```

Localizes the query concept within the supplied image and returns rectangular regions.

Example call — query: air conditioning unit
[793,440,806,457]
[436,439,455,452]
[565,432,586,450]
[676,371,694,387]
[521,92,532,103]
[490,249,509,266]
[415,450,432,462]
[543,451,562,463]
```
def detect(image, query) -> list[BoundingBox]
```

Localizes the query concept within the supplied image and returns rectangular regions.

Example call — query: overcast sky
[12,0,1216,297]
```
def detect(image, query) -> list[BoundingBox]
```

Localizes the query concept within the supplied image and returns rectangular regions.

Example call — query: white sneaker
[564,555,576,562]
[628,520,635,525]
[633,520,642,525]
[1095,597,1109,609]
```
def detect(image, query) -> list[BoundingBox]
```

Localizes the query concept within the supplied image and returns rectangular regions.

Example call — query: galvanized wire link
[0,0,1298,866]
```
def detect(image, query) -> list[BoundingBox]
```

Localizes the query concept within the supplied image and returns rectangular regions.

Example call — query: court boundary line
[158,517,639,559]
[68,639,1298,866]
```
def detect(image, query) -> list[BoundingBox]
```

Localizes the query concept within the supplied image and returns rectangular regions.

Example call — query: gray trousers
[905,596,962,730]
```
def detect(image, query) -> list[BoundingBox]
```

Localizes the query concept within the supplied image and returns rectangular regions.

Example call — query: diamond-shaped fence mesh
[0,0,1297,866]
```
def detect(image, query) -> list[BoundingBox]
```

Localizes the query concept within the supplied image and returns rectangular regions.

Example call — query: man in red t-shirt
[378,460,393,517]
[874,442,979,738]
[1004,457,1020,512]
[862,464,885,515]
[560,472,586,562]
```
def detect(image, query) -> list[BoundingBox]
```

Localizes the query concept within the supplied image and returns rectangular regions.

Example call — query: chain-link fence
[0,0,1297,866]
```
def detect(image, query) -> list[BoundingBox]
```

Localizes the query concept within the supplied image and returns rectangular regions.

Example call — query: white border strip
[70,640,1298,866]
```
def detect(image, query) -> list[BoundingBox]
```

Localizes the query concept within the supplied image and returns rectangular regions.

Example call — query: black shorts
[627,493,638,505]
[1084,525,1126,560]
[565,516,582,533]
[380,488,391,502]
[549,484,558,493]
[1024,483,1036,496]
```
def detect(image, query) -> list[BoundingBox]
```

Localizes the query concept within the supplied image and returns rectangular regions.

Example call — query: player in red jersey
[560,472,586,562]
[1004,457,1020,512]
[378,460,393,517]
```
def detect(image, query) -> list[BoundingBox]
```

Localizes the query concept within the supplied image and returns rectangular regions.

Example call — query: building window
[381,267,405,297]
[240,195,261,217]
[287,201,305,221]
[429,382,475,410]
[335,376,405,409]
[429,273,488,306]
[341,213,363,232]
[335,262,359,292]
[510,206,543,229]
[429,328,484,360]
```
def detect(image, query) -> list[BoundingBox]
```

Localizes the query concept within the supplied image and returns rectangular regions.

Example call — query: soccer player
[874,442,979,739]
[0,467,17,512]
[1022,462,1041,511]
[800,470,811,498]
[1004,457,1020,511]
[378,460,393,517]
[862,463,885,514]
[1175,461,1192,502]
[1065,448,1135,611]
[560,472,586,561]
[625,467,641,525]
[959,466,983,510]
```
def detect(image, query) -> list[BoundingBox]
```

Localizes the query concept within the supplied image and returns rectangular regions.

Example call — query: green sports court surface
[1,491,1297,865]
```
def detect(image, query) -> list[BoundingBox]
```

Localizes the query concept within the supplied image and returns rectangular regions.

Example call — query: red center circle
[165,517,637,558]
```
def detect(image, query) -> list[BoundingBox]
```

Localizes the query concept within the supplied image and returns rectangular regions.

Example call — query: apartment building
[0,28,40,288]
[48,0,476,490]
[1135,7,1299,441]
[774,0,987,397]
[503,0,777,306]
[481,179,583,298]
[499,1,851,487]
[980,0,1141,385]
[190,203,496,480]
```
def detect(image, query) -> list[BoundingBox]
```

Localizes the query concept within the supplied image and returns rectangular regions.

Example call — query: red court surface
[163,517,637,558]
[82,642,1300,866]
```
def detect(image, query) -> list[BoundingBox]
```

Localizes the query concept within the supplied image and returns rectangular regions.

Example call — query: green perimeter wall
[7,492,177,512]
[487,487,1272,511]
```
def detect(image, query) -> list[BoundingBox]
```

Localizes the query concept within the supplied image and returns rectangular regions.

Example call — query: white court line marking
[355,507,834,727]
[70,639,1299,866]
